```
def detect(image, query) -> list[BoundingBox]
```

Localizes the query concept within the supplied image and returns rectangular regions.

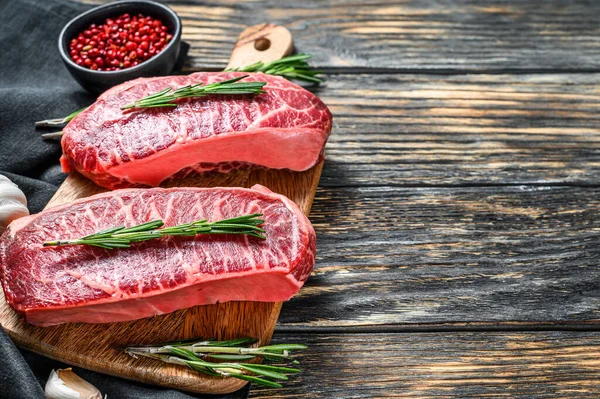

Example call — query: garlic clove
[0,175,27,204]
[45,368,103,399]
[0,174,29,232]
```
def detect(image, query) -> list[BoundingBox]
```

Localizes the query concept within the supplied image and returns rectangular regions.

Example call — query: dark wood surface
[82,0,600,397]
[316,73,600,186]
[169,0,600,72]
[254,332,600,398]
[282,185,600,327]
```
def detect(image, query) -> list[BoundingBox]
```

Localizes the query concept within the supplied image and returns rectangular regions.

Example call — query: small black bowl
[58,0,181,94]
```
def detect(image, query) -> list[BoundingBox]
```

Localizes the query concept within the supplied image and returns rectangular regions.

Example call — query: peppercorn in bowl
[58,0,181,93]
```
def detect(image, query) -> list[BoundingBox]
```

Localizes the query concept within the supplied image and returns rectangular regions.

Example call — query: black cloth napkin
[0,0,249,397]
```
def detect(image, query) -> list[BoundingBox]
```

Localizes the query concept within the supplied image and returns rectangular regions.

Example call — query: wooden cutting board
[0,24,321,394]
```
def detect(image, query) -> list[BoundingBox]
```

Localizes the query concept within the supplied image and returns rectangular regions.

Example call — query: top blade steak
[0,185,315,327]
[61,72,332,189]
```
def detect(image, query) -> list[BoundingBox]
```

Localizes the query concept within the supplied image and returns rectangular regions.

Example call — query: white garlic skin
[45,368,103,399]
[0,174,29,232]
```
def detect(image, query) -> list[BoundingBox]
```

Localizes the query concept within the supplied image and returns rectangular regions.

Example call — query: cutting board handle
[226,23,294,70]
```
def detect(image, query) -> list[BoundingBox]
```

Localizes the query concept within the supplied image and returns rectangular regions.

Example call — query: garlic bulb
[0,174,29,232]
[45,368,103,399]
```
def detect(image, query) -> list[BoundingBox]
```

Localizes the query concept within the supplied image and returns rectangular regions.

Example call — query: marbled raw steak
[0,185,315,327]
[61,72,332,189]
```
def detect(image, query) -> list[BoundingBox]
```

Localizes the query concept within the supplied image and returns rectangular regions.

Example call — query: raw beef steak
[0,185,315,327]
[61,72,332,190]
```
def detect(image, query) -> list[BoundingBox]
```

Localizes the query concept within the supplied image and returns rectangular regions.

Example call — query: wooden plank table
[82,0,600,396]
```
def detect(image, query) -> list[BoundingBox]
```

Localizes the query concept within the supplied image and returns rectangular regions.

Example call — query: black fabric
[0,0,249,397]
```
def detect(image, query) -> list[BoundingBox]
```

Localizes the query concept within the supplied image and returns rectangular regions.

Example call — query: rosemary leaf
[233,374,283,389]
[81,226,126,239]
[238,365,289,381]
[206,354,258,361]
[246,364,302,374]
[117,220,165,234]
[167,346,201,362]
[260,344,309,351]
[204,338,258,347]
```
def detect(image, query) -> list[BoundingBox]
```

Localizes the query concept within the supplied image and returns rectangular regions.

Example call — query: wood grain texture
[252,331,600,398]
[274,185,600,327]
[0,163,323,394]
[264,74,600,327]
[316,73,600,186]
[85,0,600,71]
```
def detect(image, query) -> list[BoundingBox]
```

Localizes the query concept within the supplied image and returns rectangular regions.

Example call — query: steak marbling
[0,185,315,327]
[61,72,332,189]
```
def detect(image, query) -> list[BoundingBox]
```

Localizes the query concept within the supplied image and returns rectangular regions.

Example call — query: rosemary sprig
[35,107,87,128]
[225,53,323,84]
[121,75,266,110]
[43,213,266,249]
[125,337,306,388]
